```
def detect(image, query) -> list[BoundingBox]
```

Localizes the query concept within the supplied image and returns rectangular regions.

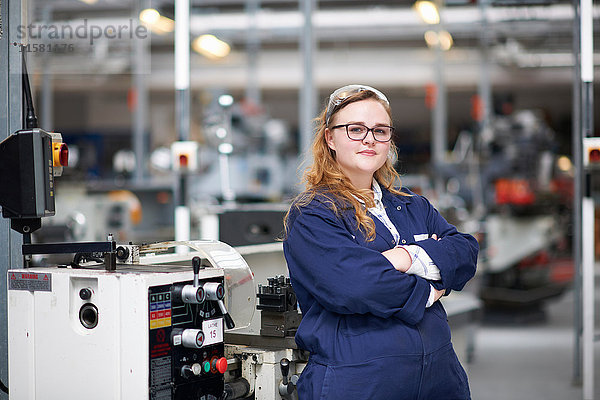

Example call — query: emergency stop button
[53,142,68,167]
[210,356,228,374]
[215,357,228,374]
[583,137,600,168]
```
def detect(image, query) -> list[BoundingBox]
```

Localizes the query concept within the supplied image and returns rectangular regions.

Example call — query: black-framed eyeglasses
[331,123,394,142]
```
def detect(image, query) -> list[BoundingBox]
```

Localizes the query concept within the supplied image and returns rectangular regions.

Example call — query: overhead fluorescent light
[140,8,174,35]
[414,1,440,24]
[424,30,439,47]
[424,30,453,50]
[140,9,160,25]
[192,34,231,59]
[438,30,453,50]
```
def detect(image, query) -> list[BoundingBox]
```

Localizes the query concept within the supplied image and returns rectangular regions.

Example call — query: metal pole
[299,0,317,158]
[582,197,594,400]
[220,104,235,204]
[432,35,447,168]
[0,0,25,398]
[40,5,53,132]
[133,0,150,182]
[40,66,53,131]
[580,0,594,398]
[174,0,191,250]
[431,15,447,195]
[245,0,261,105]
[175,0,190,144]
[572,0,583,386]
[473,0,491,218]
[478,0,492,146]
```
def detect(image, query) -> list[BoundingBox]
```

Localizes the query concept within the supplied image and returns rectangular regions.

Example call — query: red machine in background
[478,110,574,321]
[434,108,574,322]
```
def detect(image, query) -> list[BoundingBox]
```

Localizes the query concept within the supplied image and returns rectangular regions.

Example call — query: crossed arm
[382,234,445,305]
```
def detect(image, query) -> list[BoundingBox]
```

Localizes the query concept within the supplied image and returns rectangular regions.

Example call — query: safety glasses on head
[325,84,390,126]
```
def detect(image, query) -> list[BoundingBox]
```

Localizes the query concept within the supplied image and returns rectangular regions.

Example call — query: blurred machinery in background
[439,109,573,321]
[172,94,294,247]
[194,202,288,247]
[478,110,573,320]
[35,92,298,249]
[40,93,296,248]
[193,94,297,202]
[158,93,298,204]
[33,186,139,244]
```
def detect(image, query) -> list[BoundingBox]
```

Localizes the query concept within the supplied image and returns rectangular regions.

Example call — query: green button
[203,361,211,373]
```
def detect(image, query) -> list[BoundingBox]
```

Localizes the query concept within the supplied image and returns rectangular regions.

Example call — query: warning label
[8,272,52,292]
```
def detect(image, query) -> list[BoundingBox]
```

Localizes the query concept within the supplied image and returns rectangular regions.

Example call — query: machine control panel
[149,275,229,400]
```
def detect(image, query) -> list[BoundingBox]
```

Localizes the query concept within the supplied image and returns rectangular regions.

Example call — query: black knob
[192,256,201,274]
[116,246,129,261]
[181,365,194,379]
[79,288,92,300]
[280,358,290,380]
[223,312,235,330]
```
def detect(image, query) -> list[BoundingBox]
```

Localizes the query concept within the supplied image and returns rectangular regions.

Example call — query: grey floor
[467,282,600,400]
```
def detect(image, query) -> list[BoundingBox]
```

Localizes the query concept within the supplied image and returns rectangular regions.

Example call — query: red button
[179,154,189,167]
[215,357,228,374]
[59,144,69,166]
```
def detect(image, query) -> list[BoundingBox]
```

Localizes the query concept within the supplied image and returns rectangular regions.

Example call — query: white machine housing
[8,264,225,400]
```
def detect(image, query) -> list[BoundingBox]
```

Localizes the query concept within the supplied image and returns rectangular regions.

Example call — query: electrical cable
[0,377,8,394]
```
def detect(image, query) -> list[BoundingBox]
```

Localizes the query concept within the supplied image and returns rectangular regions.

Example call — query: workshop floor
[468,277,600,400]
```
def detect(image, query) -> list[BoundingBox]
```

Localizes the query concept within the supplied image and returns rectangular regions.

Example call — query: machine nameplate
[8,271,52,291]
[202,318,223,346]
[150,356,172,386]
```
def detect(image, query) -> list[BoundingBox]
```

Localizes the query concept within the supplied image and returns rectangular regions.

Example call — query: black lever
[204,281,235,329]
[281,358,290,386]
[192,256,201,287]
[278,358,296,398]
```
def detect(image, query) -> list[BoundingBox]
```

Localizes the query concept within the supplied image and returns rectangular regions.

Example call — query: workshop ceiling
[23,0,599,92]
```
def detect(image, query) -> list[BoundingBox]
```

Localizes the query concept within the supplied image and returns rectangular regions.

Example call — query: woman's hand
[382,234,440,273]
[430,234,446,302]
[433,287,446,302]
[382,247,412,272]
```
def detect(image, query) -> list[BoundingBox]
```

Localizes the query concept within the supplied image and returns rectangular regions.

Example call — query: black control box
[0,129,55,220]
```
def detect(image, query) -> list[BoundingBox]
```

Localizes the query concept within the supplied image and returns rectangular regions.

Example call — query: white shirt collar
[354,178,381,204]
[372,179,383,203]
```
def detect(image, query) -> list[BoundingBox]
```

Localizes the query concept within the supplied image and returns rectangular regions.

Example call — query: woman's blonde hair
[284,88,408,241]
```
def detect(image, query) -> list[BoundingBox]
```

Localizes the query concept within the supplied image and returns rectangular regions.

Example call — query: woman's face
[325,98,391,188]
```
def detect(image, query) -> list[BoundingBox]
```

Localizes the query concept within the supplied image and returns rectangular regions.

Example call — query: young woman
[283,84,478,399]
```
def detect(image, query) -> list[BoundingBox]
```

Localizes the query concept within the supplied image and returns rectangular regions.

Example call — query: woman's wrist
[396,246,412,272]
[382,247,412,272]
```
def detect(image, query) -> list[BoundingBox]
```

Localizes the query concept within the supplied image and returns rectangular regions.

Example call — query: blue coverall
[283,187,479,399]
